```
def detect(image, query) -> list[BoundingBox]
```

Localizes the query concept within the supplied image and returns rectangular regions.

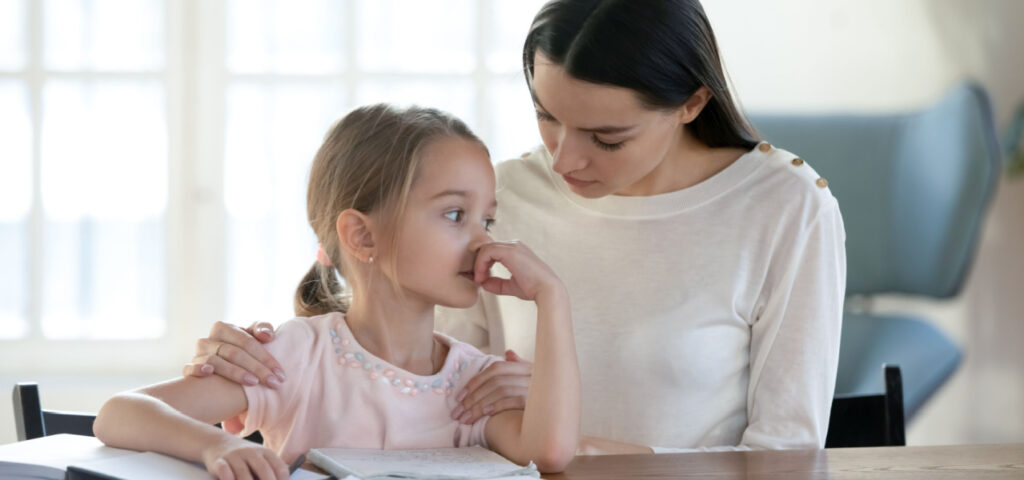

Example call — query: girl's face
[390,136,496,308]
[532,53,686,198]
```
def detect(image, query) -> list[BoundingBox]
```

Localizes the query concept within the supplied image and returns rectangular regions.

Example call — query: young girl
[93,104,580,479]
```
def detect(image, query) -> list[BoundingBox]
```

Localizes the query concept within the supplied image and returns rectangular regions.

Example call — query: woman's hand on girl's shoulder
[453,349,532,424]
[183,320,287,390]
[203,436,290,480]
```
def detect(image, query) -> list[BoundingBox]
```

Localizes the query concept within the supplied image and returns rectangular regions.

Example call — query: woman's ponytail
[293,262,348,317]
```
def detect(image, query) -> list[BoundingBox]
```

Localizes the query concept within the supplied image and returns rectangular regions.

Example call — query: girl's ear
[336,209,376,263]
[677,86,713,125]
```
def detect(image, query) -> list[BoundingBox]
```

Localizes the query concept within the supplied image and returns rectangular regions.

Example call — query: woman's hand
[183,321,286,390]
[576,436,654,456]
[452,349,532,424]
[203,437,290,480]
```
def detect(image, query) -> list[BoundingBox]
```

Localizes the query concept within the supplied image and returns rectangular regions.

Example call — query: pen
[288,453,306,475]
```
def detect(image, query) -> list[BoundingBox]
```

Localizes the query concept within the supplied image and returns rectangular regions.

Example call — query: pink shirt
[231,312,499,463]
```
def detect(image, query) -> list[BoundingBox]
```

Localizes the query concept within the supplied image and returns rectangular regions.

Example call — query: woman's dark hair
[523,0,759,150]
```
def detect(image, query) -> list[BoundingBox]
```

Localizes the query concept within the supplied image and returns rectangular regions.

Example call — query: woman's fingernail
[273,368,287,382]
[458,412,472,424]
[200,364,214,374]
[243,373,259,385]
[456,390,467,402]
[267,376,282,389]
[451,406,464,420]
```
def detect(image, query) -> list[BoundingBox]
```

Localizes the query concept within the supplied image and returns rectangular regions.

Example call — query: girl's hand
[452,349,532,424]
[472,240,566,304]
[203,437,291,480]
[183,321,286,390]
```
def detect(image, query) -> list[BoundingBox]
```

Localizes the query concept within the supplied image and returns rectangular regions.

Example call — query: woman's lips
[562,174,596,188]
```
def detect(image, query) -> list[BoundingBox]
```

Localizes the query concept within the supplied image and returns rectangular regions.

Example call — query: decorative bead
[392,378,401,386]
[332,337,340,344]
[363,362,372,370]
[401,387,411,394]
[341,339,351,346]
[354,352,365,362]
[348,360,361,368]
[434,388,445,395]
[370,372,379,380]
[410,388,419,397]
[384,370,395,378]
[432,379,444,388]
[405,379,415,387]
[329,328,337,337]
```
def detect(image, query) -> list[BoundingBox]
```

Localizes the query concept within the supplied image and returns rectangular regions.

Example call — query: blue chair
[750,82,1002,422]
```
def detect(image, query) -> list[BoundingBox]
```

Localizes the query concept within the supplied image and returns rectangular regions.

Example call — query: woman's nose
[551,133,586,175]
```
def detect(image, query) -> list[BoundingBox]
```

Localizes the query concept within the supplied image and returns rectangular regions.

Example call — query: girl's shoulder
[434,331,504,376]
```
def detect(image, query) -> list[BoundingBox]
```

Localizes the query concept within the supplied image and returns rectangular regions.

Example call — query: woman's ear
[677,86,713,125]
[336,209,376,263]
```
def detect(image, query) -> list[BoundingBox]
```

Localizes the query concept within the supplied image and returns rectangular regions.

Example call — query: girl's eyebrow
[430,190,498,208]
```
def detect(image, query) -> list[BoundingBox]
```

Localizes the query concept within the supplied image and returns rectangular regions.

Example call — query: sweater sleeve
[741,198,846,449]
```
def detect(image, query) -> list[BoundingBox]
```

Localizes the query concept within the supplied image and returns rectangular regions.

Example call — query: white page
[308,446,539,480]
[0,434,136,480]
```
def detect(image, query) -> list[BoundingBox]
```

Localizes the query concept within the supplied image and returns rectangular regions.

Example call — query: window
[1,0,545,372]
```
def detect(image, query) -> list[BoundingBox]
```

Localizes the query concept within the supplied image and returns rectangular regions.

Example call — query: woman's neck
[344,283,446,376]
[621,128,747,196]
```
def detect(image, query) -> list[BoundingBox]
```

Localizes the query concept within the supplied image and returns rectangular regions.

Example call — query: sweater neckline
[541,145,765,218]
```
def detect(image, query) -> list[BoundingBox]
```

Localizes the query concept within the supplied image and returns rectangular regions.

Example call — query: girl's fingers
[246,454,276,480]
[226,456,253,480]
[212,458,235,480]
[262,451,291,480]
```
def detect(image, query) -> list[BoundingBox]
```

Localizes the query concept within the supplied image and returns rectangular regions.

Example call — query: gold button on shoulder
[815,177,828,188]
[791,157,804,166]
[758,143,772,152]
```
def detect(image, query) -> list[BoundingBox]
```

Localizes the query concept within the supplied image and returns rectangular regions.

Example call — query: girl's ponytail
[294,262,348,317]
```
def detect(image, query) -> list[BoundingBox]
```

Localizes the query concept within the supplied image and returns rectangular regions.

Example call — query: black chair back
[825,365,906,448]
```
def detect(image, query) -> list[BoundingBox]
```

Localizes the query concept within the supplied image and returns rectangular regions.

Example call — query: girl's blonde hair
[294,104,487,317]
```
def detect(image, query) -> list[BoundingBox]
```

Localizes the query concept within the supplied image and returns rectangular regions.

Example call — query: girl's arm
[471,241,580,473]
[94,376,290,480]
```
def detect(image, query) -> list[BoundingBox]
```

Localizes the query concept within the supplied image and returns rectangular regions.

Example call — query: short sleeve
[231,318,318,438]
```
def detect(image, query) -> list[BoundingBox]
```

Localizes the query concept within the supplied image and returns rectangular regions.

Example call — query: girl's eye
[444,210,464,223]
[592,135,625,152]
[483,218,496,231]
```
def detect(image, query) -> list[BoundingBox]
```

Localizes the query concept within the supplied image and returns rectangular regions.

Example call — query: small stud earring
[368,256,374,264]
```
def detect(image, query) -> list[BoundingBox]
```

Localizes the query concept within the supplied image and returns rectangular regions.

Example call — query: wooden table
[544,444,1024,479]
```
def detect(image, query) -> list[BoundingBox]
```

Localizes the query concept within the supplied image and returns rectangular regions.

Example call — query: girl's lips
[562,174,596,188]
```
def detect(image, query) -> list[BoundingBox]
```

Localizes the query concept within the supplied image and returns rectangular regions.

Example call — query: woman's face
[531,53,686,198]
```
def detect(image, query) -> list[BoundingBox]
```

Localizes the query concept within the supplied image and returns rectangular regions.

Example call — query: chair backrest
[825,364,906,448]
[750,82,1001,298]
[11,382,263,444]
[13,383,96,441]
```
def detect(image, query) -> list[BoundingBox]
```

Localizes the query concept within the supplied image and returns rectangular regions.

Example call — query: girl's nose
[468,230,493,252]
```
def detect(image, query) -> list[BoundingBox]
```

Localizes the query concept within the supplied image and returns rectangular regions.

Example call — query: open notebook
[308,446,540,480]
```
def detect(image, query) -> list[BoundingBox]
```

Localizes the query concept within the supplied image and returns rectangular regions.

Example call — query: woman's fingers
[452,360,532,422]
[458,382,530,424]
[187,322,286,388]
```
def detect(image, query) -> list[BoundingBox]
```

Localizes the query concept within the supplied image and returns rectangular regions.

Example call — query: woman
[188,0,845,454]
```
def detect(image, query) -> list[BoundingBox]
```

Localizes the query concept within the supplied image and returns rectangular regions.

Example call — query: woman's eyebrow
[535,104,636,134]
